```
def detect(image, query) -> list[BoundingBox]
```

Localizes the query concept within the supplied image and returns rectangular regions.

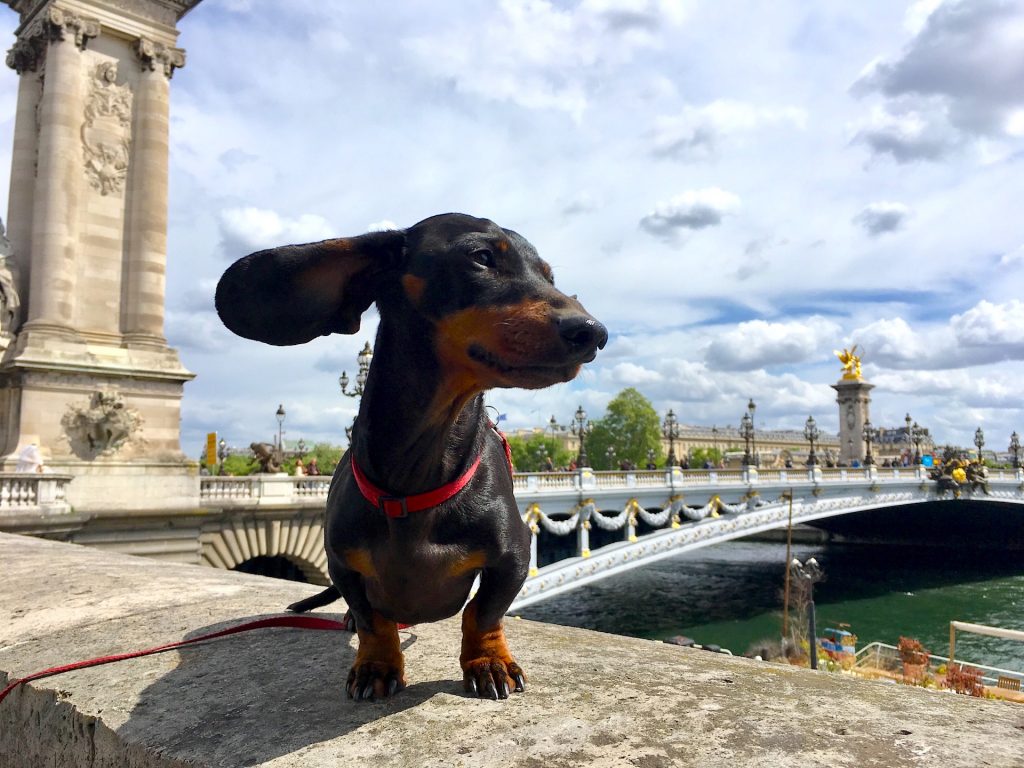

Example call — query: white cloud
[852,0,1024,158]
[852,201,911,236]
[638,188,740,240]
[366,219,399,232]
[219,207,335,258]
[652,99,806,160]
[704,318,842,372]
[850,103,962,162]
[402,0,690,119]
[998,244,1024,267]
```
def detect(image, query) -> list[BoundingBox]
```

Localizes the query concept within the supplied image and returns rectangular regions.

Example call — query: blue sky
[2,0,1023,456]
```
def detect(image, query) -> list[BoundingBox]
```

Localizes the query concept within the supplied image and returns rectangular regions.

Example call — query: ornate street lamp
[297,438,306,455]
[748,399,758,467]
[662,409,680,468]
[862,419,876,466]
[275,404,286,464]
[571,405,590,467]
[911,421,923,465]
[789,558,825,670]
[549,414,558,439]
[605,445,617,470]
[739,411,754,467]
[339,341,374,398]
[217,438,228,474]
[1010,431,1021,469]
[904,413,913,456]
[974,426,985,461]
[803,415,819,467]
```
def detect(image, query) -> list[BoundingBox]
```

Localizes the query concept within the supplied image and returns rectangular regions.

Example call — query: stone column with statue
[0,0,202,512]
[831,346,874,467]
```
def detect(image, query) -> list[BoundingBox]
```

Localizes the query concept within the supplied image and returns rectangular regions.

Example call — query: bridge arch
[200,512,330,585]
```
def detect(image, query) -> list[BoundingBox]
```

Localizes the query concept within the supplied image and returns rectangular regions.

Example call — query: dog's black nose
[558,315,609,354]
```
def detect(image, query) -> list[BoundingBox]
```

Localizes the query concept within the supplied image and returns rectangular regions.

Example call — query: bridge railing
[199,474,331,507]
[0,473,73,516]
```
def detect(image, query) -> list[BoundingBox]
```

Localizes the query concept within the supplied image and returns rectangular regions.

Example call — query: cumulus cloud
[703,317,842,371]
[639,188,740,240]
[850,103,962,162]
[402,0,690,118]
[852,201,911,236]
[366,219,399,232]
[852,0,1024,159]
[651,99,806,160]
[854,300,1024,369]
[219,207,335,258]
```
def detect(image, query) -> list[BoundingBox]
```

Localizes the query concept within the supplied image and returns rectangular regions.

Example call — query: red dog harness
[351,427,513,519]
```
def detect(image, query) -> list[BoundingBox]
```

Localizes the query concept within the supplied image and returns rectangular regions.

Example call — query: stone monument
[831,346,873,466]
[0,0,202,511]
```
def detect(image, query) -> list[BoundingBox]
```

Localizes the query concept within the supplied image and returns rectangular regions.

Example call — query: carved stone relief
[0,218,20,350]
[62,391,144,457]
[5,7,100,73]
[81,61,133,196]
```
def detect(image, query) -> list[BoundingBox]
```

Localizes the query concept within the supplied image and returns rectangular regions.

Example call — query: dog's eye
[470,248,494,268]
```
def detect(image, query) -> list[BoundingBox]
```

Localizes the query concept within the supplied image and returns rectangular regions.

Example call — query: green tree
[586,388,663,470]
[506,433,573,472]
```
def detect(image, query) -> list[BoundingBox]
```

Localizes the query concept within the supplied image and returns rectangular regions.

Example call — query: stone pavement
[1,532,1022,767]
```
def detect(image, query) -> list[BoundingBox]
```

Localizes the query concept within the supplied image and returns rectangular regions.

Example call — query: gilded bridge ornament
[834,345,863,381]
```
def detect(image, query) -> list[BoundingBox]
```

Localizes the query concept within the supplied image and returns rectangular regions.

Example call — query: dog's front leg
[334,571,406,701]
[460,561,528,700]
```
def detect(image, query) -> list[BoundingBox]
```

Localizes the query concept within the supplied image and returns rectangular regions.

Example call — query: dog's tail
[287,585,341,613]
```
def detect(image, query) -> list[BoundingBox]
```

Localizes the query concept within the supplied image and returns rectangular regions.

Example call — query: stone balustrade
[0,473,72,516]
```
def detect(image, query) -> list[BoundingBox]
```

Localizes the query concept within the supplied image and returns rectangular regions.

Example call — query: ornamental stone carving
[81,61,133,196]
[134,37,186,79]
[62,391,143,457]
[0,218,20,349]
[5,6,100,73]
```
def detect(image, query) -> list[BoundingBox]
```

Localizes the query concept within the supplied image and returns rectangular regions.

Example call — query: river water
[514,540,1024,673]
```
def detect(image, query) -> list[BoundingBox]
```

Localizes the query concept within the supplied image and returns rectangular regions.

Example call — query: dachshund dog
[216,213,607,700]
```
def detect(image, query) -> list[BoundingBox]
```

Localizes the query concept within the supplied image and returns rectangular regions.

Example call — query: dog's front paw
[346,660,406,701]
[462,656,526,700]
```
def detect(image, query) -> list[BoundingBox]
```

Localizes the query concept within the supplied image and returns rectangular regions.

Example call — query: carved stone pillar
[123,38,185,347]
[25,7,99,333]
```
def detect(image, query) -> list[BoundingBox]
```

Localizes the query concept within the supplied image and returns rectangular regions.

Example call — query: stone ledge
[1,532,1022,767]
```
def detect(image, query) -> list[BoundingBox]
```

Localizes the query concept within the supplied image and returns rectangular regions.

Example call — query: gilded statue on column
[834,345,862,381]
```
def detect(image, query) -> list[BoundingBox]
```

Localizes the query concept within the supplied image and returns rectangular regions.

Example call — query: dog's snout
[557,315,608,354]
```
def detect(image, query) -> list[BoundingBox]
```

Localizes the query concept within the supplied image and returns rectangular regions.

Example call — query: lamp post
[739,411,754,467]
[339,341,374,398]
[663,409,680,468]
[571,405,590,467]
[1010,431,1021,469]
[711,425,719,464]
[217,438,228,475]
[297,438,306,456]
[904,413,913,460]
[974,426,985,462]
[275,404,286,463]
[910,420,923,465]
[862,419,876,466]
[803,415,819,467]
[605,445,616,470]
[549,414,558,440]
[748,399,758,466]
[790,557,824,670]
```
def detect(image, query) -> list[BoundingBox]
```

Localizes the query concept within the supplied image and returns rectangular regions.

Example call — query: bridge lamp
[571,405,591,467]
[790,557,825,670]
[1010,431,1021,469]
[803,415,819,467]
[862,420,876,466]
[297,438,306,455]
[904,413,913,454]
[911,421,923,465]
[605,445,617,470]
[217,438,228,474]
[739,411,754,467]
[275,403,285,446]
[974,427,985,460]
[662,409,680,468]
[340,341,374,398]
[748,399,758,467]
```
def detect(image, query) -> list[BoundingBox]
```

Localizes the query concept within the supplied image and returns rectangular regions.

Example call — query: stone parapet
[1,533,1022,767]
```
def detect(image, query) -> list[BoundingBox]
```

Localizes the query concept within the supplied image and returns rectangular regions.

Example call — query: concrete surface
[1,532,1022,767]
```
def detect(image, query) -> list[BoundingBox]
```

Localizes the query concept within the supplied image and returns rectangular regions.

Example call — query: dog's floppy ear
[215,229,406,346]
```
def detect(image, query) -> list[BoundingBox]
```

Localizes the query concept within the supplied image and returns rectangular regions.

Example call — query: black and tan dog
[215,213,606,700]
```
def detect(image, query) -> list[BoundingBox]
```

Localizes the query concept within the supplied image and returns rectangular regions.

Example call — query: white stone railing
[0,473,73,515]
[199,474,331,507]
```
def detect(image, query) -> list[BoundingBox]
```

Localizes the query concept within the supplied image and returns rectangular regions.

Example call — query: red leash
[0,614,350,705]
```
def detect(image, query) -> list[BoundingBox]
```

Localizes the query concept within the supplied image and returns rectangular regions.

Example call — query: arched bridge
[3,466,1022,604]
[507,465,1024,609]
